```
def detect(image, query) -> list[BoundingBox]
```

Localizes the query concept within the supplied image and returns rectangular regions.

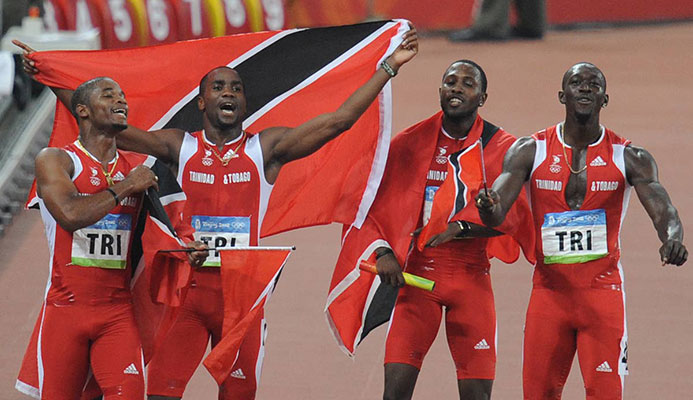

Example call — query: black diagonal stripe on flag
[359,283,398,345]
[163,21,390,132]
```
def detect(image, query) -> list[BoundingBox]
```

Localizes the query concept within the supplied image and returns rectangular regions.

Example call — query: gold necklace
[204,132,245,166]
[75,140,119,185]
[560,138,587,175]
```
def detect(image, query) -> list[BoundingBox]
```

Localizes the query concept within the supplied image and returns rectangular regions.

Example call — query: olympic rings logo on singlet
[71,214,132,269]
[541,209,608,264]
[192,215,251,267]
[423,186,439,226]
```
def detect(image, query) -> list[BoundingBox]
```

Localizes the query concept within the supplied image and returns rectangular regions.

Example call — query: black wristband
[105,187,120,206]
[375,248,394,260]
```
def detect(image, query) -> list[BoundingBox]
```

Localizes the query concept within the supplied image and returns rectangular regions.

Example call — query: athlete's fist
[376,249,405,288]
[659,239,687,266]
[124,165,158,193]
[187,241,209,268]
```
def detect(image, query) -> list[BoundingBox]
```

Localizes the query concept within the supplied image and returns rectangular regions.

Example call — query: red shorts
[147,268,266,399]
[523,286,627,399]
[20,299,145,399]
[384,247,496,380]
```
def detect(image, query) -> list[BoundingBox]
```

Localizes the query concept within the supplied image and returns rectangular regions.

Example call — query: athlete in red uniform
[17,28,419,399]
[19,77,206,399]
[476,62,687,399]
[376,60,515,400]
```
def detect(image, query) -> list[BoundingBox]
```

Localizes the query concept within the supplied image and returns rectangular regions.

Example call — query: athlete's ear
[558,90,566,104]
[602,94,609,108]
[75,103,89,118]
[197,95,205,111]
[478,92,488,108]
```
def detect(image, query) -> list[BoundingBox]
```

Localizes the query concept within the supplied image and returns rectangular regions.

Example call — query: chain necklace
[75,139,119,185]
[560,139,587,174]
[203,132,246,166]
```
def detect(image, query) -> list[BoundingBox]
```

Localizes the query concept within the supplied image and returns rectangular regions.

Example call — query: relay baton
[359,260,435,292]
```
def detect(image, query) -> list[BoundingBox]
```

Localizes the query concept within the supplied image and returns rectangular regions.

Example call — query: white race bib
[422,186,439,226]
[192,215,251,266]
[71,214,132,269]
[541,209,608,264]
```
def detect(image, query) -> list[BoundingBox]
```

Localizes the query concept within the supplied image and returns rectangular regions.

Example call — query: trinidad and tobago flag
[416,140,483,250]
[26,20,410,237]
[19,20,409,397]
[326,112,535,357]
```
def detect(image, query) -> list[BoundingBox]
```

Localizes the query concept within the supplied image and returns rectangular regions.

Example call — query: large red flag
[26,20,409,238]
[416,140,483,250]
[203,247,292,385]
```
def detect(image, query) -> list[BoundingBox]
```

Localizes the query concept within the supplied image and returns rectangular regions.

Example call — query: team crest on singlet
[89,167,101,186]
[435,146,449,164]
[541,209,608,264]
[549,155,562,174]
[202,149,214,166]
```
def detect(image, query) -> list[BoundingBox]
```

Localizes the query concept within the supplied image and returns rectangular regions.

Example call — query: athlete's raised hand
[12,40,38,76]
[385,24,419,71]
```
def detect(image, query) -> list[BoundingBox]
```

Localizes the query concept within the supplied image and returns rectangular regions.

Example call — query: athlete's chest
[532,139,625,210]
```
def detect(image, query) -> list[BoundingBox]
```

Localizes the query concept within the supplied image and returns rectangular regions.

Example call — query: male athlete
[476,62,687,398]
[22,77,207,399]
[369,60,517,400]
[16,26,418,399]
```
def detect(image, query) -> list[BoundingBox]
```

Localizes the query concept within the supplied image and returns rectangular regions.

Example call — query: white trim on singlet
[65,149,83,181]
[556,122,606,147]
[245,134,274,235]
[177,132,198,186]
[531,136,547,177]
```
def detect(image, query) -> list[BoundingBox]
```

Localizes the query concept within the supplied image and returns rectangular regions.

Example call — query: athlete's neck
[204,126,244,150]
[562,116,602,149]
[78,131,117,166]
[442,110,478,140]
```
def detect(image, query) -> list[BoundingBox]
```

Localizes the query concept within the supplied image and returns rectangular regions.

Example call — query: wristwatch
[455,220,471,238]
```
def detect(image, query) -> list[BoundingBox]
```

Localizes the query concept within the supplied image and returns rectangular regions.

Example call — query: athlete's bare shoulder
[35,147,74,174]
[623,143,658,185]
[503,136,536,176]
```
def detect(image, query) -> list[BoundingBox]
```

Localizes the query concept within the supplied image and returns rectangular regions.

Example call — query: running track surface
[1,23,692,399]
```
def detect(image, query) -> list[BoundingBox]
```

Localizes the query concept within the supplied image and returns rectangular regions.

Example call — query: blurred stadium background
[1,1,692,399]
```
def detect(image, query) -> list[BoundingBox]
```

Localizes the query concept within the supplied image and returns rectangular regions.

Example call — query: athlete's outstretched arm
[625,145,687,266]
[475,136,535,227]
[35,148,157,232]
[259,26,419,184]
[14,40,184,165]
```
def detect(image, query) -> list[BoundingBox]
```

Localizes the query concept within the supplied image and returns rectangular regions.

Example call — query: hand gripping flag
[25,20,410,238]
[326,112,535,356]
[15,156,195,399]
[416,140,483,250]
[203,247,293,385]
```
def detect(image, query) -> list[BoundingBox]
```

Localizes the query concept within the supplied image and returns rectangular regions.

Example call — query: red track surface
[2,23,692,399]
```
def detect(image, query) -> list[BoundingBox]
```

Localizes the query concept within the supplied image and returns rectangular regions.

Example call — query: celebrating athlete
[476,62,687,398]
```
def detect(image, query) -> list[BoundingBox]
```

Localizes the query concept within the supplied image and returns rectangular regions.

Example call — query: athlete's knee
[458,378,493,400]
[383,363,419,400]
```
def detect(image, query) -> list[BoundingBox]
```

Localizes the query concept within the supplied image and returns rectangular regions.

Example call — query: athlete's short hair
[70,77,110,119]
[445,60,488,93]
[562,62,607,90]
[199,66,245,96]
